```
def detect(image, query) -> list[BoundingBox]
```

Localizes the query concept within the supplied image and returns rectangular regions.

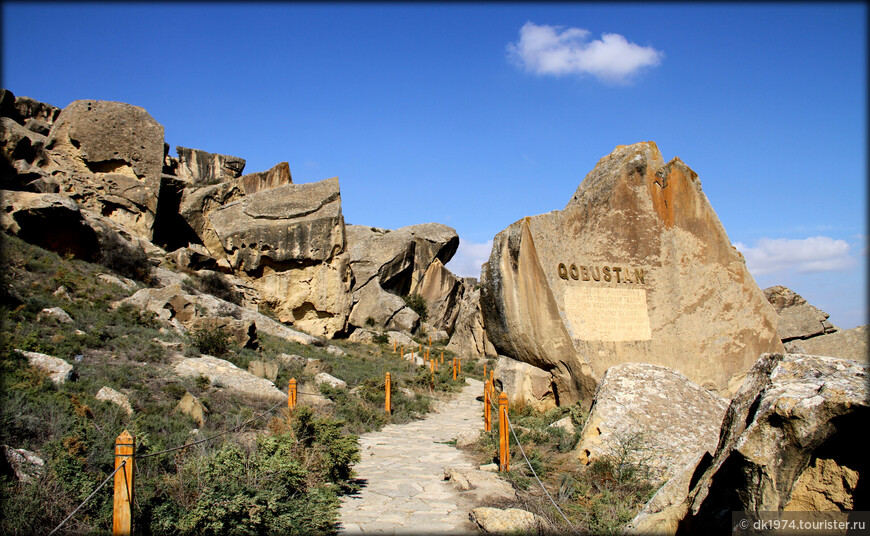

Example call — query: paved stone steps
[339,378,484,534]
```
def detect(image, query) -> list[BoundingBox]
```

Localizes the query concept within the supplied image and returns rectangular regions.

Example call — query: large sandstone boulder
[43,100,165,239]
[239,161,291,195]
[785,325,868,361]
[174,146,245,186]
[174,355,285,401]
[574,362,728,484]
[446,285,497,359]
[480,142,783,408]
[416,258,464,334]
[630,353,867,535]
[205,177,351,337]
[764,285,837,341]
[347,282,419,333]
[494,356,556,411]
[15,350,74,384]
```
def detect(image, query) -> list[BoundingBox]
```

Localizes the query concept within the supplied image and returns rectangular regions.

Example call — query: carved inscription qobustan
[564,287,652,342]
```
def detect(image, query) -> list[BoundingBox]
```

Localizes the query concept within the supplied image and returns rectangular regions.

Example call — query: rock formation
[764,285,868,361]
[445,285,497,359]
[573,362,728,484]
[627,353,868,534]
[480,142,783,407]
[494,356,557,411]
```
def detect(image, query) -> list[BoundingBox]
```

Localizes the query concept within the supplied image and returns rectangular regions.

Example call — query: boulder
[443,467,516,503]
[166,244,218,271]
[480,142,783,408]
[175,146,245,186]
[44,100,165,239]
[189,316,258,349]
[53,286,73,302]
[174,391,207,426]
[303,358,332,375]
[96,273,137,291]
[548,416,576,435]
[36,307,73,324]
[174,355,285,401]
[386,330,416,349]
[1,116,50,190]
[207,177,351,338]
[455,430,481,448]
[0,190,101,260]
[14,95,60,128]
[625,451,708,535]
[178,179,247,248]
[15,349,74,384]
[2,445,46,484]
[313,372,347,390]
[247,360,278,382]
[276,353,306,368]
[348,281,419,333]
[785,325,868,361]
[240,161,291,195]
[764,285,837,341]
[470,507,547,534]
[493,355,556,411]
[446,285,498,359]
[348,328,376,343]
[95,386,133,415]
[675,353,868,533]
[573,362,728,484]
[416,258,464,334]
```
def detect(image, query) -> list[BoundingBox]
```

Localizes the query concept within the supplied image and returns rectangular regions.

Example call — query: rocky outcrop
[480,142,783,407]
[416,258,464,334]
[174,146,245,186]
[15,350,74,384]
[247,360,278,382]
[37,307,74,324]
[446,285,497,359]
[574,362,728,484]
[174,355,285,401]
[628,353,867,535]
[763,286,867,361]
[2,445,46,484]
[1,116,51,191]
[14,95,60,134]
[494,356,556,411]
[764,285,837,341]
[96,386,133,415]
[240,161,291,194]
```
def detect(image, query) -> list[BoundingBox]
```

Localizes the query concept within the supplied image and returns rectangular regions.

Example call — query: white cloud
[445,239,493,279]
[734,236,856,276]
[506,21,663,83]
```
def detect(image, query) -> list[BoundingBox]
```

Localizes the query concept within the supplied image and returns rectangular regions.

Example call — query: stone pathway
[339,377,484,535]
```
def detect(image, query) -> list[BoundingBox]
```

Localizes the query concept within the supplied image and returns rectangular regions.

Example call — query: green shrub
[98,233,153,284]
[401,293,428,322]
[372,333,389,345]
[191,325,231,357]
[197,272,242,306]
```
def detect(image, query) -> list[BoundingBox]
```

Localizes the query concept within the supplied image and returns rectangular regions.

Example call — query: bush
[98,233,153,284]
[191,325,231,357]
[372,333,389,345]
[198,272,242,306]
[401,293,428,322]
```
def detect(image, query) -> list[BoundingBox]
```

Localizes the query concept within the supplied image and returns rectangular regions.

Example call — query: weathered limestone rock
[174,391,207,426]
[446,285,498,359]
[417,258,464,334]
[347,328,376,343]
[37,307,73,324]
[347,281,419,333]
[96,273,137,291]
[548,416,576,435]
[303,358,332,375]
[675,353,868,533]
[166,244,217,271]
[53,286,73,302]
[175,146,245,186]
[480,142,783,408]
[206,178,351,337]
[407,223,460,294]
[240,161,291,194]
[2,445,46,484]
[248,360,278,382]
[178,179,247,247]
[15,349,74,384]
[314,372,347,389]
[470,507,547,534]
[44,100,165,239]
[275,353,306,368]
[174,355,285,401]
[0,190,101,260]
[190,316,258,349]
[96,386,133,415]
[574,362,728,484]
[14,95,60,131]
[494,355,557,411]
[443,467,517,503]
[386,331,416,349]
[764,285,837,341]
[1,116,51,190]
[785,325,868,361]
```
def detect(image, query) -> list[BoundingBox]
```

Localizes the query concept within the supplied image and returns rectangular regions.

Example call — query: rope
[486,392,581,535]
[47,460,126,536]
[138,397,286,459]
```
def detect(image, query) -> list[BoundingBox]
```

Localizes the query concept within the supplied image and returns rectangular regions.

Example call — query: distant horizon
[2,2,865,328]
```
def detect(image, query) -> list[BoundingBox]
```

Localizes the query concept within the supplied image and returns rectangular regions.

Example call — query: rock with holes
[206,177,351,337]
[573,362,728,485]
[96,386,134,415]
[40,100,165,239]
[640,353,869,535]
[480,142,783,409]
[303,358,332,375]
[494,355,556,412]
[15,349,75,384]
[174,355,285,401]
[470,507,547,534]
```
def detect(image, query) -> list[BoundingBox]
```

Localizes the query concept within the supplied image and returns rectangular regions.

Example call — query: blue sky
[3,3,866,328]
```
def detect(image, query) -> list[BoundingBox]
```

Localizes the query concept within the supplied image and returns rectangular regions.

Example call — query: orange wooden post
[430,359,435,374]
[484,380,491,431]
[429,335,432,347]
[400,346,404,359]
[452,357,457,380]
[393,340,397,353]
[113,430,135,536]
[498,392,509,472]
[385,372,391,414]
[288,378,297,410]
[490,369,494,386]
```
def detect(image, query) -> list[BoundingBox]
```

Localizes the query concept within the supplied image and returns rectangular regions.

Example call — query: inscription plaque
[564,287,652,342]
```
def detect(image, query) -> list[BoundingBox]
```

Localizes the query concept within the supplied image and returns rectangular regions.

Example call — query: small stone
[53,286,73,302]
[479,463,498,472]
[314,372,347,389]
[470,507,547,534]
[36,307,73,324]
[95,386,133,415]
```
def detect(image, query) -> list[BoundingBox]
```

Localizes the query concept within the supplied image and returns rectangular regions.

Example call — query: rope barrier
[47,460,126,536]
[486,394,581,535]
